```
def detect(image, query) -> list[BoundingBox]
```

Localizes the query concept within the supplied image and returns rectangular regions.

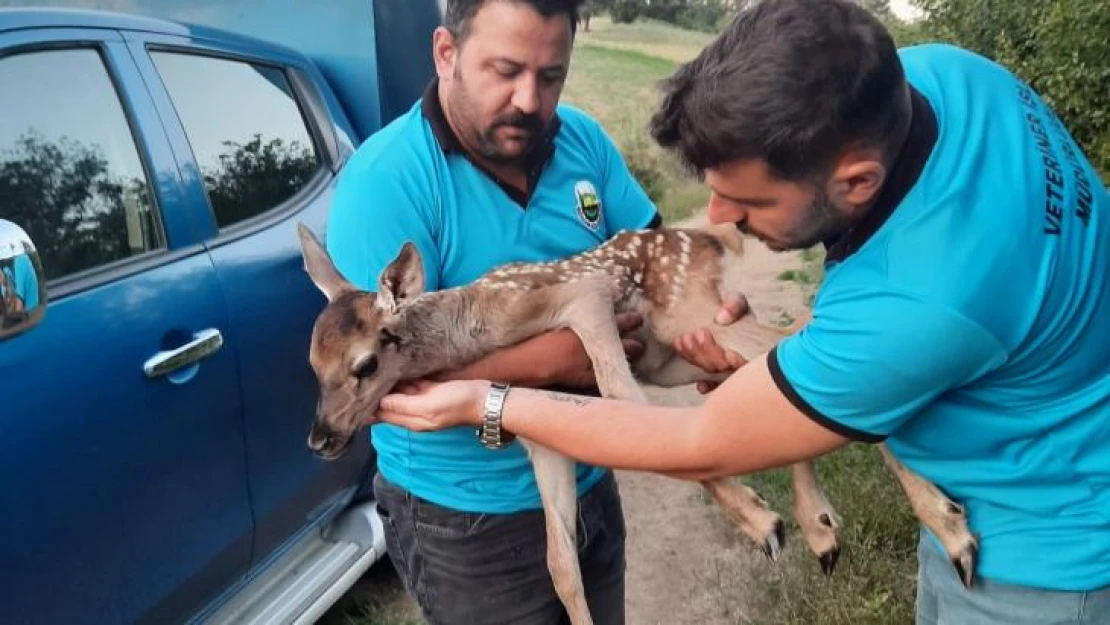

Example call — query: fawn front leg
[699,478,787,561]
[878,443,978,588]
[566,289,788,563]
[790,461,842,574]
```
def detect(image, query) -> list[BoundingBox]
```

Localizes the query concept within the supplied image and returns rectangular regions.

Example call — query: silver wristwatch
[476,381,513,450]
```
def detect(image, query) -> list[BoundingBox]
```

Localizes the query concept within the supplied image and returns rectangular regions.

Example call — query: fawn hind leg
[642,352,788,561]
[878,444,978,588]
[522,440,594,625]
[791,461,842,574]
[645,295,845,568]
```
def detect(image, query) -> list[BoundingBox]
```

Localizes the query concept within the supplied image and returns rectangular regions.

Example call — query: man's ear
[377,242,426,313]
[296,223,353,301]
[432,26,458,80]
[829,151,887,211]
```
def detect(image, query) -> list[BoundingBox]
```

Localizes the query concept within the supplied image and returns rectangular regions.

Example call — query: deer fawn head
[296,223,425,460]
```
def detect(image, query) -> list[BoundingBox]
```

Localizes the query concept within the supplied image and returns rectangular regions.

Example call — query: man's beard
[739,188,853,252]
[449,74,545,163]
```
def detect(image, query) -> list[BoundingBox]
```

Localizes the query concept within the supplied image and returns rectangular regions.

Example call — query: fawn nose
[307,422,338,456]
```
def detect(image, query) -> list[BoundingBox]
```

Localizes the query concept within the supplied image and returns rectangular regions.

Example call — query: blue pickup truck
[0,2,438,623]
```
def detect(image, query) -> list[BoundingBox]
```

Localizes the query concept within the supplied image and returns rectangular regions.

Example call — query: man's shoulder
[342,102,441,183]
[554,102,612,144]
[899,42,1024,107]
[898,42,996,74]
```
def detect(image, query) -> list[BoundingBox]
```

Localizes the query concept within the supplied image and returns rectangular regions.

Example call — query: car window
[150,51,323,229]
[0,48,161,282]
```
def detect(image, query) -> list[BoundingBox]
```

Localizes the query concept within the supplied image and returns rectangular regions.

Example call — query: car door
[124,31,373,571]
[0,28,254,625]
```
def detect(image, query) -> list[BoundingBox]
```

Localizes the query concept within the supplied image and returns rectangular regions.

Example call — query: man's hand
[378,379,489,430]
[673,292,750,394]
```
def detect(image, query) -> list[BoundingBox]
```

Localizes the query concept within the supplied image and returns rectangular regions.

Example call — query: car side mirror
[0,219,48,341]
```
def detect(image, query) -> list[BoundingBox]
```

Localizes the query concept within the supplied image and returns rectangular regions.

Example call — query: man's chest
[435,159,614,287]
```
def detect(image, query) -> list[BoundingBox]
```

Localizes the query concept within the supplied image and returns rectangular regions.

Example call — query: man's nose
[511,77,540,115]
[707,193,744,226]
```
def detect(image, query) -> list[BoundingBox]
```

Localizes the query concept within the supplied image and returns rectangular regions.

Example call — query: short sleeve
[593,123,662,233]
[325,163,441,293]
[768,285,1007,441]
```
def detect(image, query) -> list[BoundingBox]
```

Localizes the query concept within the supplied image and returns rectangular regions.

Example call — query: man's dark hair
[444,0,585,43]
[650,0,910,182]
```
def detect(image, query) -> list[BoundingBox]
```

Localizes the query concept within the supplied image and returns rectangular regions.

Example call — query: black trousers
[373,470,627,625]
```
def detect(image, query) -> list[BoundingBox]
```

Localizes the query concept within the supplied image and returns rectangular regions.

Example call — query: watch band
[477,381,513,449]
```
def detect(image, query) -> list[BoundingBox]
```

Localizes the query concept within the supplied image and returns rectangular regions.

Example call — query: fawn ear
[377,242,425,313]
[297,223,352,302]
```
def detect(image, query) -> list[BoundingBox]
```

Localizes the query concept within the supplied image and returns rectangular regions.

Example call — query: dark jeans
[373,470,627,625]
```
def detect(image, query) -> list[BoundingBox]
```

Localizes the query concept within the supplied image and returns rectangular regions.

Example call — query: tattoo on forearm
[543,391,595,407]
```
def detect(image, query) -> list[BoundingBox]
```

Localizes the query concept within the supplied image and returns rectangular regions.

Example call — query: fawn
[296,222,977,624]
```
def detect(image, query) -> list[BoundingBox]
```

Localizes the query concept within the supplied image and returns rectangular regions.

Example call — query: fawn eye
[380,328,402,349]
[352,354,379,379]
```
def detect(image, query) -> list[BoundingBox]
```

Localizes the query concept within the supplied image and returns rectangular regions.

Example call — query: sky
[890,0,925,21]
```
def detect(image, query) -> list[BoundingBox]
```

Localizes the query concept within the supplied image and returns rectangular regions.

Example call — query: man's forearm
[442,329,597,390]
[502,388,716,474]
[496,354,848,480]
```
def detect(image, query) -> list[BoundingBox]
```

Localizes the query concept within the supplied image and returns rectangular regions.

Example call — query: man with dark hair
[325,0,665,623]
[375,0,1110,623]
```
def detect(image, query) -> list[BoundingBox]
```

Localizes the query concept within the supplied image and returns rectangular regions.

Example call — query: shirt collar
[420,77,561,208]
[823,85,939,263]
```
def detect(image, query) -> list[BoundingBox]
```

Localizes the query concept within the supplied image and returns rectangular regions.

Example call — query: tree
[855,0,896,22]
[913,0,1110,178]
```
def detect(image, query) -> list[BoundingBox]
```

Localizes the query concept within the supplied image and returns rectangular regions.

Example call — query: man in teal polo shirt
[376,0,1110,623]
[325,1,660,623]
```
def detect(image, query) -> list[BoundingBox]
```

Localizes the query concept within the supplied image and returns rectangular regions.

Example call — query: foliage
[604,0,735,32]
[0,131,318,281]
[0,131,154,280]
[203,134,319,227]
[911,0,1110,177]
[608,0,641,24]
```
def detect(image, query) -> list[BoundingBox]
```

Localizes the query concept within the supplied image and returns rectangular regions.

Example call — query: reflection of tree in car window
[149,52,323,228]
[0,49,160,281]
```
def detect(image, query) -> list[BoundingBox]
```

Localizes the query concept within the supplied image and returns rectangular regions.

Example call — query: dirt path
[320,216,813,625]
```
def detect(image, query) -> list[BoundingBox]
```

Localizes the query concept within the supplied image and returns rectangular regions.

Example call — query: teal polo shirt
[326,80,660,513]
[770,44,1110,590]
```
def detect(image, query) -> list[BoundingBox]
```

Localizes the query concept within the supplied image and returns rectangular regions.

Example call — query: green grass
[740,446,921,625]
[562,20,713,224]
[578,16,717,62]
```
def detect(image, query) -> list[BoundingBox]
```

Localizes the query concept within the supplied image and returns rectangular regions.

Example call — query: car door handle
[143,328,224,378]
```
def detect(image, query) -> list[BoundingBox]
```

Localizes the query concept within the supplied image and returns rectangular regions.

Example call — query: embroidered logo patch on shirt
[574,180,603,230]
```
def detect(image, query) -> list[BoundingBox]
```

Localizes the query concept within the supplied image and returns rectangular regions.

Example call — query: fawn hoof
[819,546,840,576]
[760,519,787,562]
[951,541,978,589]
